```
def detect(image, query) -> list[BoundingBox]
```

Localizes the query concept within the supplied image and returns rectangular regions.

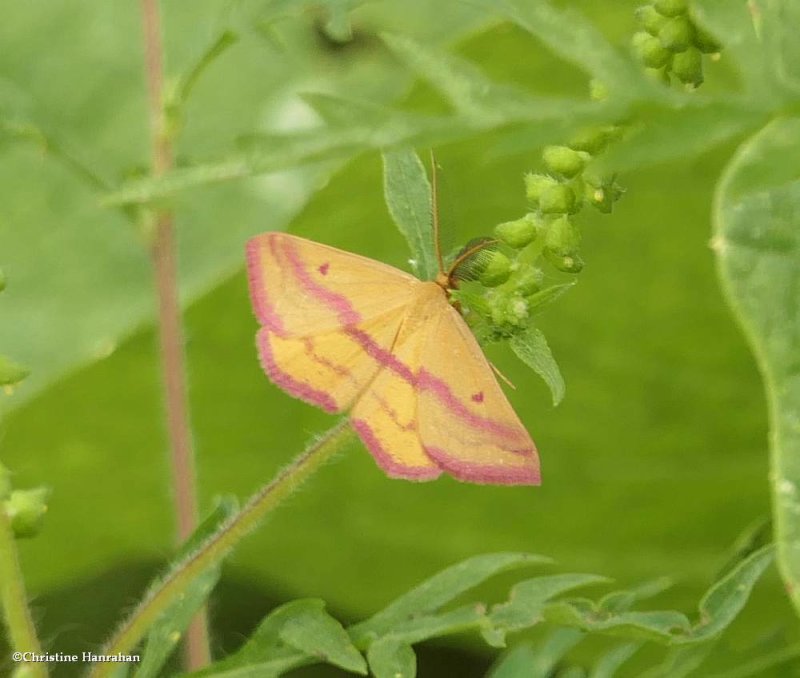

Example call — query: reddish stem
[140,0,210,669]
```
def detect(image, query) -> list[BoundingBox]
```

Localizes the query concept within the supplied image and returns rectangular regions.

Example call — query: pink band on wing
[279,236,362,326]
[257,328,339,414]
[246,237,289,337]
[352,419,441,481]
[425,446,540,486]
[417,369,523,442]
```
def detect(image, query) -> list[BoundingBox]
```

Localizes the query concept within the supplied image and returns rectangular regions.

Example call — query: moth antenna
[446,238,500,283]
[491,361,517,390]
[430,149,445,277]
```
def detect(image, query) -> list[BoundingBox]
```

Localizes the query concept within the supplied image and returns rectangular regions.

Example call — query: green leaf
[691,0,780,100]
[760,0,800,95]
[510,327,565,405]
[680,544,773,643]
[0,355,29,387]
[487,573,609,639]
[538,545,773,645]
[595,103,765,174]
[381,149,438,280]
[381,604,486,644]
[524,282,575,314]
[598,578,673,614]
[173,31,239,109]
[544,602,690,643]
[588,642,642,678]
[192,600,328,677]
[527,628,585,677]
[713,115,800,616]
[300,93,390,128]
[487,643,538,678]
[641,645,714,678]
[380,33,539,122]
[366,636,416,678]
[279,604,367,674]
[134,497,238,678]
[349,552,547,645]
[484,0,651,94]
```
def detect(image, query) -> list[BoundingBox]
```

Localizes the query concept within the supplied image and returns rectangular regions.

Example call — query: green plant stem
[0,507,47,678]
[140,0,208,668]
[87,419,354,678]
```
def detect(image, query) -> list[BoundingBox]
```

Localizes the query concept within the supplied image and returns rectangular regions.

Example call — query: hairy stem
[0,508,47,677]
[140,0,208,668]
[88,420,354,678]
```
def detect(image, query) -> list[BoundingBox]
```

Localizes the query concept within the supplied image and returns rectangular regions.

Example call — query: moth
[246,171,539,485]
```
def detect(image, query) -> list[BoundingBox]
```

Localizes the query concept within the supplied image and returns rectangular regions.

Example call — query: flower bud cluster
[451,108,623,341]
[633,0,722,87]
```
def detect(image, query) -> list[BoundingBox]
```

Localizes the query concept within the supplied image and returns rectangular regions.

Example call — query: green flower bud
[524,173,559,204]
[513,266,545,296]
[632,31,672,68]
[654,0,688,17]
[585,175,625,214]
[693,25,722,54]
[488,290,530,332]
[479,251,512,287]
[4,487,50,538]
[568,125,621,155]
[0,355,29,387]
[672,47,704,86]
[0,463,12,501]
[494,214,540,249]
[545,250,585,274]
[589,79,608,101]
[659,16,693,52]
[539,184,578,215]
[0,267,6,292]
[545,216,581,257]
[635,4,668,35]
[542,145,587,178]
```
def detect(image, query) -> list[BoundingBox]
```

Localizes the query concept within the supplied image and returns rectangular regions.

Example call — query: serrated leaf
[599,578,673,614]
[381,149,438,280]
[102,113,456,207]
[349,552,547,645]
[367,636,416,678]
[545,603,691,643]
[279,605,367,674]
[381,604,485,645]
[134,497,238,678]
[510,327,565,405]
[713,116,800,616]
[681,544,773,643]
[488,574,609,639]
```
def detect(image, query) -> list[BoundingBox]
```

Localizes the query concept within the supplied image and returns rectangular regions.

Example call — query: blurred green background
[0,0,796,676]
